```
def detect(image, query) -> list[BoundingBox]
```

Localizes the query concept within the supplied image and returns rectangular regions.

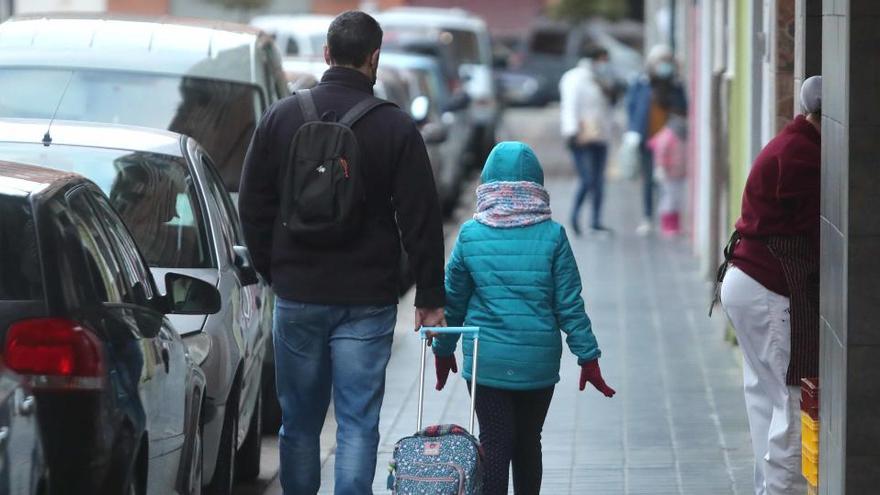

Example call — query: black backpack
[280,89,394,245]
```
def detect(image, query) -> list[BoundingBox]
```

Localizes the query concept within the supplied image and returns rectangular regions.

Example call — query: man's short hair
[327,10,383,67]
[581,43,609,60]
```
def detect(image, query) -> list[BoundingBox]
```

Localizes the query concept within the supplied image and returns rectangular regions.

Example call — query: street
[236,105,756,495]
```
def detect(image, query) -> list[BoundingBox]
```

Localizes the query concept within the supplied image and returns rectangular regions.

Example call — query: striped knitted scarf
[473,181,552,228]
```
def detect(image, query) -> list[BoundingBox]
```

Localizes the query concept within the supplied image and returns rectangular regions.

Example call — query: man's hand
[415,307,446,331]
[415,307,446,345]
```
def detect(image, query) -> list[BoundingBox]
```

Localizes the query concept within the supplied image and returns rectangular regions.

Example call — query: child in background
[648,114,688,237]
[432,141,615,495]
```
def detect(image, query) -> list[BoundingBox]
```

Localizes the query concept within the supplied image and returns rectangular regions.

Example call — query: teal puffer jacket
[433,143,601,390]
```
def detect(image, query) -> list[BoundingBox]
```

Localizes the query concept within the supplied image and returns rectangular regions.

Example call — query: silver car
[0,119,272,494]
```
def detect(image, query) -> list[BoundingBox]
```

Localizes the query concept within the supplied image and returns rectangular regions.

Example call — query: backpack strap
[339,96,395,128]
[295,89,320,122]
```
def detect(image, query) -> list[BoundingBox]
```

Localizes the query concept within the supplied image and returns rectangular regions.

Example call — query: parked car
[0,365,47,495]
[381,51,473,215]
[0,161,211,495]
[280,56,328,92]
[0,12,286,437]
[250,14,332,59]
[509,19,643,105]
[0,119,272,494]
[378,7,499,163]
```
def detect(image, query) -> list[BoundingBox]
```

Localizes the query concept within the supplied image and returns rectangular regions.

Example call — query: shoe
[589,225,614,238]
[636,220,654,236]
[570,217,582,237]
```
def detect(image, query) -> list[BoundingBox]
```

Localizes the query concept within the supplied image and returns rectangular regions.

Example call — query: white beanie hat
[801,75,822,114]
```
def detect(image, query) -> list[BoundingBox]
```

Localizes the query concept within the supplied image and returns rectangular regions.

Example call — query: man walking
[559,44,613,236]
[239,11,446,494]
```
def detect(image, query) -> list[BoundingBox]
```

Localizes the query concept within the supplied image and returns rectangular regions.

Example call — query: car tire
[204,387,238,495]
[186,417,203,495]
[261,371,282,434]
[235,388,262,482]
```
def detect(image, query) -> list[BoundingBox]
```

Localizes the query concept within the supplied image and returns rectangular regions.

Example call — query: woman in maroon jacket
[718,76,821,495]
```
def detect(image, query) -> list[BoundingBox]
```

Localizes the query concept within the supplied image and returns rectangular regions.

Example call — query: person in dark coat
[238,11,446,494]
[625,44,687,235]
[719,76,822,495]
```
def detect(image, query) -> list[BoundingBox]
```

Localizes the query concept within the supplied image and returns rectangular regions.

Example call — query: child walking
[647,114,688,237]
[432,141,616,495]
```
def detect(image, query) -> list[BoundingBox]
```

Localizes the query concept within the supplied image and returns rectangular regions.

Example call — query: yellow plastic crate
[802,412,820,449]
[802,444,819,486]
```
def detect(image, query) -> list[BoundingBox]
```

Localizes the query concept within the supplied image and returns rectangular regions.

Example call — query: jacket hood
[480,141,544,186]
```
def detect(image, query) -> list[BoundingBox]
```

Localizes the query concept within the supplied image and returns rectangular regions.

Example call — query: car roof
[377,7,487,32]
[0,119,186,157]
[0,15,266,84]
[0,160,82,197]
[250,14,333,34]
[380,51,441,71]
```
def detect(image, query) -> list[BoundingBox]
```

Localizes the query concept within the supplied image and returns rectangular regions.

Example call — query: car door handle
[161,347,170,374]
[16,395,35,417]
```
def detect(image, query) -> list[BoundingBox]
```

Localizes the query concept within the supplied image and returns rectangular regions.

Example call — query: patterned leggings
[469,384,555,495]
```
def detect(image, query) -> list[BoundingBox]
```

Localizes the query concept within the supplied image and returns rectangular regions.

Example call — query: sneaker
[636,221,654,236]
[570,219,582,237]
[589,225,614,238]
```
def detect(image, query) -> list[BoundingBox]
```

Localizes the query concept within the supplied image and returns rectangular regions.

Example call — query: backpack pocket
[294,158,335,223]
[394,461,464,494]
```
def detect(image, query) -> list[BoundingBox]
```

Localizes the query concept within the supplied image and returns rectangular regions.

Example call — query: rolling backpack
[389,327,483,495]
[280,88,394,245]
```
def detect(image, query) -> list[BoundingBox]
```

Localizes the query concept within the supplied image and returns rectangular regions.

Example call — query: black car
[0,162,214,495]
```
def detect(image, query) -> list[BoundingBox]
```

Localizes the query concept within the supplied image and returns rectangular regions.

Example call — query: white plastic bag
[618,131,642,180]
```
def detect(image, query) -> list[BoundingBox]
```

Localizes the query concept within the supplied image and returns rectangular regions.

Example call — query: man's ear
[324,45,332,66]
[370,49,380,70]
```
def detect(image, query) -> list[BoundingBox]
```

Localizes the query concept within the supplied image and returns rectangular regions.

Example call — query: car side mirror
[410,95,431,125]
[163,272,221,315]
[443,91,471,113]
[421,122,448,144]
[233,245,260,287]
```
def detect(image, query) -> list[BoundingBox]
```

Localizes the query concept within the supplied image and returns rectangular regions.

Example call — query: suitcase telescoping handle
[417,326,480,433]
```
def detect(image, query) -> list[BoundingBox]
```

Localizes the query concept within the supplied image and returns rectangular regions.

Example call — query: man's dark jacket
[239,67,445,308]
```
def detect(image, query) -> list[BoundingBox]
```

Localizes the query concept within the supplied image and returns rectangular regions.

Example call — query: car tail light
[5,318,105,391]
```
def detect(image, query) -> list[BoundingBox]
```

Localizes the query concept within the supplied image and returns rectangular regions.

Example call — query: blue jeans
[570,143,608,229]
[273,298,397,495]
[640,145,655,220]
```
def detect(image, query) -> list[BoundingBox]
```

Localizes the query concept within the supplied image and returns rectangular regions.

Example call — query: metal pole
[469,336,479,433]
[417,336,427,431]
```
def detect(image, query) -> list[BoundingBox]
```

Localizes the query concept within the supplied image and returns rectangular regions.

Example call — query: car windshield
[0,143,212,269]
[529,30,568,56]
[0,194,42,300]
[444,29,482,66]
[0,68,262,191]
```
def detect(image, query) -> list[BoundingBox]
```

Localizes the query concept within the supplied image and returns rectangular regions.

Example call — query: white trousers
[720,267,806,495]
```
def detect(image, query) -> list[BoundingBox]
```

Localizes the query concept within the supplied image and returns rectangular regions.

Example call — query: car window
[0,194,42,300]
[445,29,481,66]
[88,190,156,306]
[54,190,127,306]
[285,37,299,56]
[0,68,262,191]
[0,143,213,269]
[529,30,568,56]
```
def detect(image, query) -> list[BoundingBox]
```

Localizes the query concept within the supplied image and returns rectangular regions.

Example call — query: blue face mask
[654,62,675,78]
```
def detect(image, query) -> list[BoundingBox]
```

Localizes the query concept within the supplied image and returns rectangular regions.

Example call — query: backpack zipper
[339,157,350,179]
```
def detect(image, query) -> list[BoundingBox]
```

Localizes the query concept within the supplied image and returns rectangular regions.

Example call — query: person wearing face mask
[239,10,446,494]
[625,44,687,235]
[560,44,614,236]
[715,76,822,495]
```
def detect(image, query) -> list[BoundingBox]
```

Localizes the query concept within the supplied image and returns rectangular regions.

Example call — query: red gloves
[434,355,458,390]
[580,359,616,397]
